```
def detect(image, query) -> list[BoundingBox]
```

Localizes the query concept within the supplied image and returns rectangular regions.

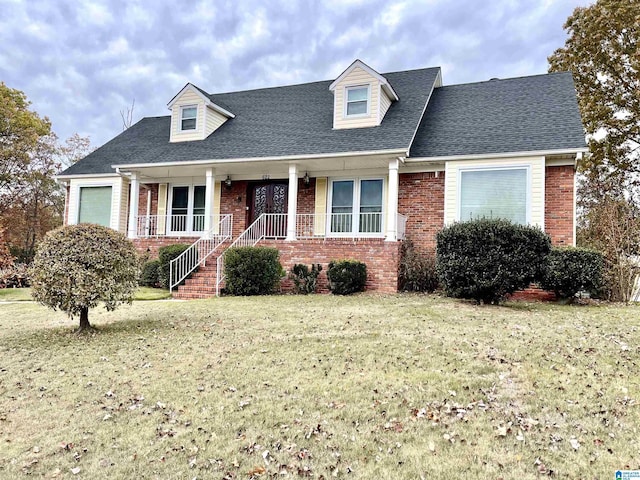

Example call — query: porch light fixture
[303,172,310,187]
[224,175,232,190]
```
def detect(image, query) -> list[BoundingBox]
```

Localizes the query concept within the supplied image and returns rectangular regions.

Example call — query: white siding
[379,87,392,121]
[170,90,205,143]
[118,177,130,233]
[333,66,380,130]
[68,176,126,232]
[443,156,545,228]
[205,107,228,137]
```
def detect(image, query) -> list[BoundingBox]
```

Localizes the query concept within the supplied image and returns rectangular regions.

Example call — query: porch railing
[169,214,233,292]
[136,214,214,237]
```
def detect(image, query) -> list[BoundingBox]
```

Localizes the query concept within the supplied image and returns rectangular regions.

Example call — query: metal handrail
[169,214,233,292]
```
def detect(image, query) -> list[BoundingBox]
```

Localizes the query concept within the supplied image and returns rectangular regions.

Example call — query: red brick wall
[261,238,401,293]
[138,183,159,217]
[398,172,445,253]
[220,180,249,238]
[545,165,575,246]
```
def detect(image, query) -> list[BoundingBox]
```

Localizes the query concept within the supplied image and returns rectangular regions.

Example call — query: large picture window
[330,178,383,235]
[459,167,528,224]
[78,186,112,227]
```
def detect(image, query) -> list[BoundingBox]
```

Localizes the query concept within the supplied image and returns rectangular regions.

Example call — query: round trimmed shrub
[540,247,603,300]
[224,246,283,295]
[30,224,139,330]
[436,218,551,304]
[327,260,367,295]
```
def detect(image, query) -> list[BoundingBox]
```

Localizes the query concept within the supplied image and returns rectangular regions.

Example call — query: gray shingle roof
[410,72,586,158]
[61,68,440,176]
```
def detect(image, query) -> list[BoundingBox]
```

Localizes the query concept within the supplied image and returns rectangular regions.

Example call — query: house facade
[57,60,586,298]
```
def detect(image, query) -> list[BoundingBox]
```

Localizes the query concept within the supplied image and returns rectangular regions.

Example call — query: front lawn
[0,295,638,478]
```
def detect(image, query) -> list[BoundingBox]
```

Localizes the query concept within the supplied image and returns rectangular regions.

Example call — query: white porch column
[204,168,215,234]
[286,164,298,241]
[127,172,139,239]
[385,158,400,241]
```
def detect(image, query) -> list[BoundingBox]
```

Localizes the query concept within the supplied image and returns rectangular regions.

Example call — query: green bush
[398,238,439,292]
[436,219,551,304]
[158,244,190,289]
[540,247,604,300]
[224,247,283,296]
[327,260,367,295]
[140,259,161,288]
[289,263,322,294]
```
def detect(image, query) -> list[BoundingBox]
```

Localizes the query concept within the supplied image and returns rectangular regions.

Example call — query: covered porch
[121,153,408,243]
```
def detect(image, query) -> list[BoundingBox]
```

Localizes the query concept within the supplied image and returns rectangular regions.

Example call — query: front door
[249,182,288,237]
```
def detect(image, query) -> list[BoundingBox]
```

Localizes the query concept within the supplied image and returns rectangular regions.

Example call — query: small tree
[30,224,139,331]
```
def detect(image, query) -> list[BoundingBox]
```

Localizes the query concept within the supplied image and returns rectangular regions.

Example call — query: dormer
[329,59,399,130]
[167,83,235,143]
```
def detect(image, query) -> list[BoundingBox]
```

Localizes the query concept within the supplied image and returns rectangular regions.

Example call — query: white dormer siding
[168,83,234,143]
[330,60,398,130]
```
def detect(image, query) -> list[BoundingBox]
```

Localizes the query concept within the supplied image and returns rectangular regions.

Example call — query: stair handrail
[215,213,269,296]
[169,214,233,292]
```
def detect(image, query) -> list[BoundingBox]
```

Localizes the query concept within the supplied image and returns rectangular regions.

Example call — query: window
[181,106,197,131]
[330,178,383,235]
[169,185,206,233]
[78,186,112,227]
[345,86,369,116]
[459,167,528,224]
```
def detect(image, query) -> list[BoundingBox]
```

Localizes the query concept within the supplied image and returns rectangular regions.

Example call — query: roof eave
[112,148,409,171]
[406,147,589,163]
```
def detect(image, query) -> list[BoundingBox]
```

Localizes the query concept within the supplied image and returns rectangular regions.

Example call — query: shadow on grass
[2,314,172,349]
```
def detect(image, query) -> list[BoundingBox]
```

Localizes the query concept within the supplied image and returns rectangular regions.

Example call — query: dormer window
[181,106,197,131]
[345,86,369,117]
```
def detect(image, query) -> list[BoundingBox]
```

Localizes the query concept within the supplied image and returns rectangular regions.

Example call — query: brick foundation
[261,238,401,293]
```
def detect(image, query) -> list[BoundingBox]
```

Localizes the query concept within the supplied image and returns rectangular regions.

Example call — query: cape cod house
[57,59,586,298]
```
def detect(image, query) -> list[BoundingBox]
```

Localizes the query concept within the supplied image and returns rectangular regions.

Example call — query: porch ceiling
[126,153,399,183]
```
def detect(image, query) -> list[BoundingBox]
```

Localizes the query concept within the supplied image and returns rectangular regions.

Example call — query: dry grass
[0,294,638,479]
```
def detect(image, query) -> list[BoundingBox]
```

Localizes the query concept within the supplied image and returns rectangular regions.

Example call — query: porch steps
[172,260,225,299]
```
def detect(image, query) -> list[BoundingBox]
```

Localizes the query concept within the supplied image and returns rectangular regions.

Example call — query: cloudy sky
[0,0,590,148]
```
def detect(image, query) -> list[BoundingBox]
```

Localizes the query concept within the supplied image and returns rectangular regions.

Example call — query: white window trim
[456,165,531,224]
[343,84,371,119]
[327,176,386,238]
[180,105,198,132]
[167,183,206,235]
[75,183,114,227]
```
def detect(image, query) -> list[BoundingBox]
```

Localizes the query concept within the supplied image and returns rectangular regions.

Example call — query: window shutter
[157,183,168,235]
[314,178,327,236]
